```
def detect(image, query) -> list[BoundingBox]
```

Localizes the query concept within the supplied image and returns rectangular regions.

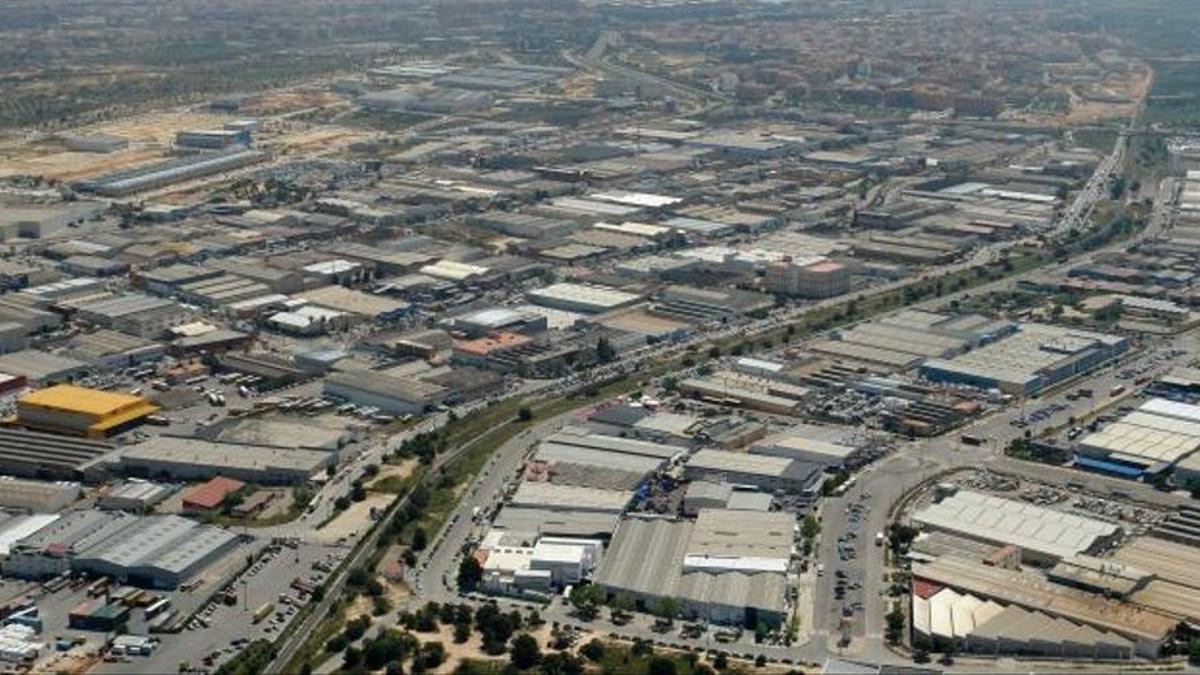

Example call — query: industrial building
[73,149,268,197]
[0,476,79,512]
[118,436,332,484]
[527,282,642,314]
[594,510,791,627]
[1075,398,1200,477]
[96,480,174,512]
[510,482,633,514]
[175,128,250,149]
[912,555,1173,658]
[764,259,850,298]
[750,432,861,468]
[0,428,114,481]
[70,514,240,588]
[679,371,810,415]
[910,490,1122,565]
[323,370,448,415]
[683,448,823,496]
[920,323,1128,396]
[653,285,775,324]
[0,350,90,385]
[492,506,621,540]
[68,293,189,339]
[15,385,160,438]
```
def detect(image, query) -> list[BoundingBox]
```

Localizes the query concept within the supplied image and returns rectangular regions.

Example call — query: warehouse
[177,275,272,308]
[468,211,579,239]
[97,480,174,513]
[912,555,1172,657]
[911,586,1134,659]
[527,283,642,314]
[679,371,810,415]
[0,477,79,512]
[118,436,331,484]
[910,490,1122,565]
[510,482,632,514]
[1075,399,1200,476]
[301,285,412,322]
[2,510,126,578]
[0,350,89,385]
[493,506,621,540]
[0,513,59,556]
[653,285,775,324]
[136,263,225,296]
[71,514,240,589]
[920,323,1128,396]
[324,370,447,415]
[15,385,159,439]
[73,149,268,197]
[0,428,114,481]
[684,449,823,496]
[68,293,189,339]
[181,476,245,513]
[446,307,548,338]
[66,329,165,369]
[750,432,861,468]
[594,513,789,627]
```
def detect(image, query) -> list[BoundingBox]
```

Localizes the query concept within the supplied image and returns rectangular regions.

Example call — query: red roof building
[182,476,245,512]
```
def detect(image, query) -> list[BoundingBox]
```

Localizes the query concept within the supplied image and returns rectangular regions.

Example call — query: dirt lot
[315,492,395,545]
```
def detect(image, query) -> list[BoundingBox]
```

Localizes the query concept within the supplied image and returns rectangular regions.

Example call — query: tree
[419,641,447,669]
[755,654,767,667]
[568,584,603,621]
[411,526,428,552]
[1188,638,1200,664]
[653,597,680,623]
[457,556,483,591]
[453,621,471,644]
[647,656,677,675]
[713,652,729,670]
[510,634,542,669]
[540,652,584,675]
[518,407,533,422]
[801,515,820,540]
[343,645,362,668]
[596,336,616,363]
[580,639,605,662]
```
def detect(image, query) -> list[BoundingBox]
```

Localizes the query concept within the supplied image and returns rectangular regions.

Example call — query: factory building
[175,128,250,150]
[0,428,114,481]
[73,149,267,197]
[653,285,775,324]
[1074,398,1200,478]
[510,482,633,514]
[679,371,810,415]
[527,283,642,314]
[181,476,245,514]
[910,490,1122,565]
[96,480,174,513]
[764,259,850,299]
[15,385,160,439]
[68,293,190,339]
[750,432,861,468]
[70,514,240,589]
[920,323,1128,396]
[684,449,823,496]
[444,307,548,338]
[323,370,448,415]
[0,350,90,385]
[118,436,331,484]
[594,511,791,627]
[0,476,80,512]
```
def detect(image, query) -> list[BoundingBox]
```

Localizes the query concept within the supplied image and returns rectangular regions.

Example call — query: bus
[960,434,985,446]
[145,597,171,620]
[252,602,274,624]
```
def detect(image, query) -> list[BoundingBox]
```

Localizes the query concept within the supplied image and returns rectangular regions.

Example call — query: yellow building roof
[19,385,153,416]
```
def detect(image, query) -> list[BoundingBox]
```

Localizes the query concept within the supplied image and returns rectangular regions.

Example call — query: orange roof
[182,476,245,510]
[805,260,844,273]
[453,331,532,357]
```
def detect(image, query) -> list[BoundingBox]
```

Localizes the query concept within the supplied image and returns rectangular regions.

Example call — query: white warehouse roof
[911,490,1120,561]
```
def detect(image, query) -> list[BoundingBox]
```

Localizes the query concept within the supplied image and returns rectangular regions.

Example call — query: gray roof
[594,516,787,617]
[325,370,446,403]
[493,506,620,539]
[73,514,237,576]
